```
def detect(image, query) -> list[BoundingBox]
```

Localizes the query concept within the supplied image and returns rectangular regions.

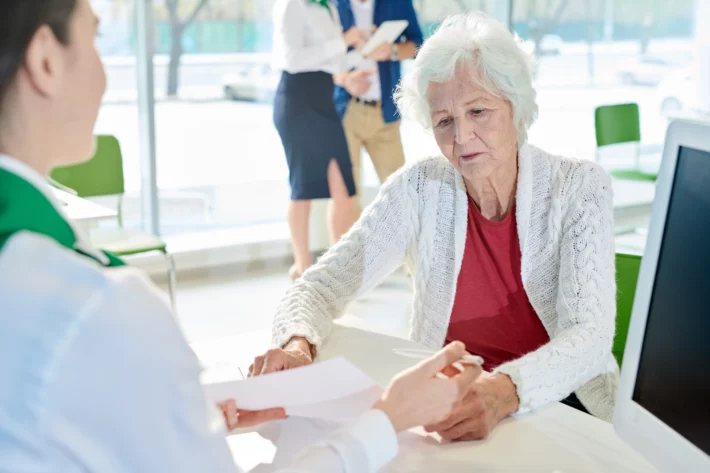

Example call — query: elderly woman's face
[428,66,518,182]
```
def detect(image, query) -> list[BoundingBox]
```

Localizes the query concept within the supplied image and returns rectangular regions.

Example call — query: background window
[511,0,699,164]
[93,0,703,242]
[92,0,143,230]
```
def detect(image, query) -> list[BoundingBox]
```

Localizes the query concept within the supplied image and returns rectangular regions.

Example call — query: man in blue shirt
[334,0,424,204]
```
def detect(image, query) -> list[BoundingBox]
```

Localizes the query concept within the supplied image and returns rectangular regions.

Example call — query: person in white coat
[252,12,619,440]
[0,1,481,472]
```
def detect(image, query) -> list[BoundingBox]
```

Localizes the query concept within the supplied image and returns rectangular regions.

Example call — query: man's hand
[248,336,314,377]
[343,69,375,97]
[423,374,520,441]
[366,41,393,62]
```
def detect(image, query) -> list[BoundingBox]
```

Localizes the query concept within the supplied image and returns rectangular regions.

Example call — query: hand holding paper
[218,399,287,431]
[205,357,382,423]
[361,20,408,56]
[375,341,482,432]
[366,41,392,61]
[204,342,481,431]
[343,26,367,48]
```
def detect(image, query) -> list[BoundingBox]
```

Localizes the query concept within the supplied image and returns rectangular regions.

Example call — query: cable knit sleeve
[494,162,616,415]
[272,168,420,349]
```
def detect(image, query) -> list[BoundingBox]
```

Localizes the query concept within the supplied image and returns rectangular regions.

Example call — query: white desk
[52,188,117,233]
[192,317,659,473]
[612,178,656,232]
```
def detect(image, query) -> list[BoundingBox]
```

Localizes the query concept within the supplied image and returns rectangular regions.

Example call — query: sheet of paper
[361,20,409,55]
[202,357,380,412]
[287,385,382,422]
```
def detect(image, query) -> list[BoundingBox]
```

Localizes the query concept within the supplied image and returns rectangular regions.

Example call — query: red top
[445,196,550,372]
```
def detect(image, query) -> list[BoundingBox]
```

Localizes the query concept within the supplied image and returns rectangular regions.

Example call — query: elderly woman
[250,12,618,439]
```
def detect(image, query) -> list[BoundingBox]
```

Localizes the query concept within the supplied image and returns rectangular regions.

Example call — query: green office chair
[595,103,657,182]
[614,252,643,366]
[51,135,177,312]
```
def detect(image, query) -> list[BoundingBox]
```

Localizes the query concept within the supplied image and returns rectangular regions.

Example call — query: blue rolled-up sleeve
[402,1,424,47]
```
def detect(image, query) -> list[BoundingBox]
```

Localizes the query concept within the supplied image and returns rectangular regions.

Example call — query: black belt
[355,97,380,107]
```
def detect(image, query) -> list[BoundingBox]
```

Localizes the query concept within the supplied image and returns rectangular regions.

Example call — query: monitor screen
[632,146,710,457]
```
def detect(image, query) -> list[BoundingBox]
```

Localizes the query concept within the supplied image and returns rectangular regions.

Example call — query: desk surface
[52,188,116,223]
[191,317,659,473]
[611,178,656,209]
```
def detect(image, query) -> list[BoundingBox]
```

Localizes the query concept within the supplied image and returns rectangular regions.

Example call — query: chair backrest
[595,103,641,148]
[614,252,643,366]
[50,135,125,198]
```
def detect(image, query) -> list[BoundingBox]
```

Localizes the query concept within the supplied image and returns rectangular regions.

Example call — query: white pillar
[603,0,614,43]
[135,0,161,236]
[697,0,710,112]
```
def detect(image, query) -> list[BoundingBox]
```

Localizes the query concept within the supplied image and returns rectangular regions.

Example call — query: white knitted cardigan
[273,143,620,421]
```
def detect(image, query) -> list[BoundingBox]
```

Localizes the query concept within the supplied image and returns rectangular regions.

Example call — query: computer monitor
[615,120,710,473]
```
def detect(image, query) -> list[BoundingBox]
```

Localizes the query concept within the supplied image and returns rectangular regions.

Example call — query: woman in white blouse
[273,0,370,281]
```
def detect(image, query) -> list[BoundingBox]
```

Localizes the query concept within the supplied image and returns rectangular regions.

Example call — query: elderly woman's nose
[454,119,476,144]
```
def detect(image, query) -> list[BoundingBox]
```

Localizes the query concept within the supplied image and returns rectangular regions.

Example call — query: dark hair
[0,0,77,107]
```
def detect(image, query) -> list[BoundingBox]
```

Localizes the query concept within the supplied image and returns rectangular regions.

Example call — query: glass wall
[149,0,286,236]
[142,0,509,238]
[92,0,705,243]
[510,0,698,165]
[92,0,284,238]
[92,0,143,230]
[91,1,512,240]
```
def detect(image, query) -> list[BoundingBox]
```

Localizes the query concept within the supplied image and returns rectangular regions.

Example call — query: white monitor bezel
[614,119,710,472]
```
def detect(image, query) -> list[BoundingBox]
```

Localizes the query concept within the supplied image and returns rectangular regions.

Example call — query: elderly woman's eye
[471,109,486,116]
[437,118,452,127]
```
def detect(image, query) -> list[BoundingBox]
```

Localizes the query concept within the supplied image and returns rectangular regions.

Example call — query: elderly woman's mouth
[460,152,484,161]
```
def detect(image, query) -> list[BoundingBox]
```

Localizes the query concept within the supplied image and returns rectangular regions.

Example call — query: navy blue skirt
[273,71,356,200]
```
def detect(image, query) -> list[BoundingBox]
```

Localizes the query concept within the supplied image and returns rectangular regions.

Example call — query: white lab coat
[0,155,398,473]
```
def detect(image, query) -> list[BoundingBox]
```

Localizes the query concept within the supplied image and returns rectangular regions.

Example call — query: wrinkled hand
[218,399,287,431]
[343,69,375,97]
[343,26,367,48]
[374,341,482,432]
[366,41,392,61]
[248,336,313,376]
[423,374,520,441]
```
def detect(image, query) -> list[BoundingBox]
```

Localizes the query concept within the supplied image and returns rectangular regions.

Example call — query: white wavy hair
[394,12,538,144]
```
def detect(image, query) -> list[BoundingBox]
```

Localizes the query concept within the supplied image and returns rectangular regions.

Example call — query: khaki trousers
[342,98,406,198]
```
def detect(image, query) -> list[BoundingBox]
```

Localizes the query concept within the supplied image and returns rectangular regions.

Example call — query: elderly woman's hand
[248,336,314,377]
[423,374,519,441]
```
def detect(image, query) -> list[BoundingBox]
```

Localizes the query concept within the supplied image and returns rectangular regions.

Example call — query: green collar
[308,0,333,18]
[0,167,124,267]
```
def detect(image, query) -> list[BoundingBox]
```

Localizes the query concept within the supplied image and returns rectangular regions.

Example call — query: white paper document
[202,357,382,421]
[361,20,409,55]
